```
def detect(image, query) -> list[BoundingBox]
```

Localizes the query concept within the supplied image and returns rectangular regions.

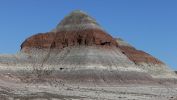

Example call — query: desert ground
[0,73,177,100]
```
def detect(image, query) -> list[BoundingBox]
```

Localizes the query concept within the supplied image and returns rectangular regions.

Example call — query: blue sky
[0,0,176,70]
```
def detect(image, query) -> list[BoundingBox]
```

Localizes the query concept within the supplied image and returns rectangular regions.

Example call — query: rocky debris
[0,77,177,100]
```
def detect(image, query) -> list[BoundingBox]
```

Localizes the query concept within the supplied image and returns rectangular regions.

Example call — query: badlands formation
[0,10,177,100]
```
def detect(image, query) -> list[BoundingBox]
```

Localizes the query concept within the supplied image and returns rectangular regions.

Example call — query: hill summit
[21,10,118,52]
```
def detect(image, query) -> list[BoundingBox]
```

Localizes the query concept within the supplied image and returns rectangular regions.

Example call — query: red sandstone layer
[118,46,163,65]
[21,29,118,52]
[21,28,164,65]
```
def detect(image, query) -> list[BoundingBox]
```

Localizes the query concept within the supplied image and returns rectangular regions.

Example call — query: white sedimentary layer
[137,63,177,78]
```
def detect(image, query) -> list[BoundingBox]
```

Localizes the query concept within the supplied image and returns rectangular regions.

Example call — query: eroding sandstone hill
[0,10,176,84]
[1,10,177,100]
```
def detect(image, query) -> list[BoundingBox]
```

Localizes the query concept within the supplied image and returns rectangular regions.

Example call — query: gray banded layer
[116,38,133,47]
[54,10,104,32]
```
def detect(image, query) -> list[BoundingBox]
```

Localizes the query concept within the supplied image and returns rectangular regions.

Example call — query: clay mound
[0,10,176,84]
[18,10,177,79]
[1,10,177,100]
[21,10,164,66]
